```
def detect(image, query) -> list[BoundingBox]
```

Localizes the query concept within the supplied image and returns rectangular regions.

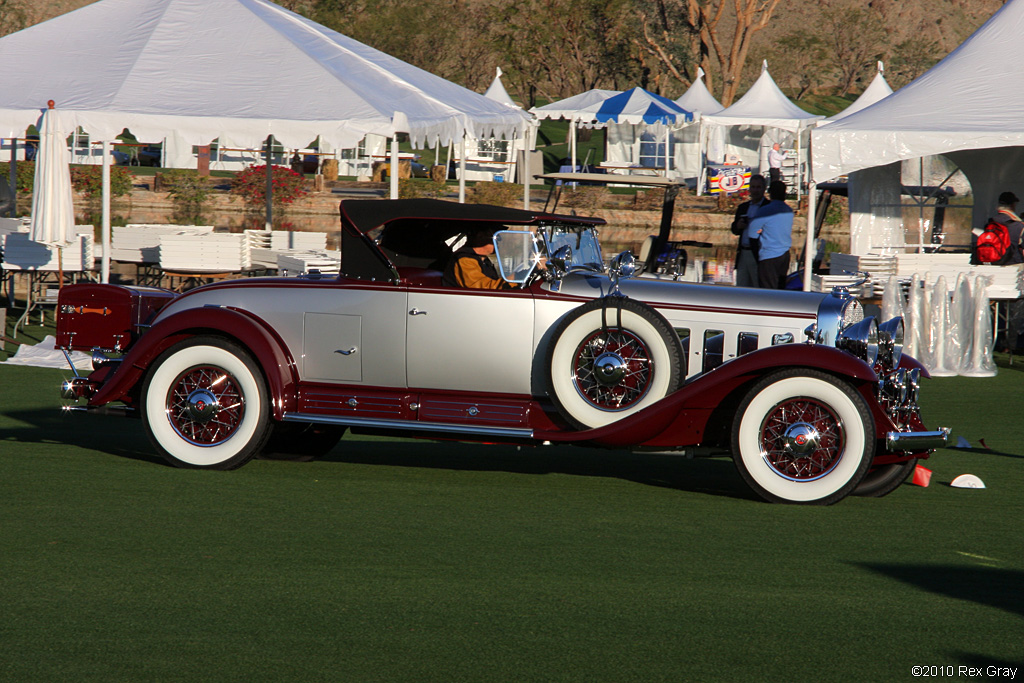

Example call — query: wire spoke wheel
[573,329,653,410]
[547,298,684,429]
[758,397,844,481]
[731,369,874,505]
[142,337,271,469]
[167,365,246,447]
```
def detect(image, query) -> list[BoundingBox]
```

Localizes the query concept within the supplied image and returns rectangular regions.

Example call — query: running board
[282,412,535,440]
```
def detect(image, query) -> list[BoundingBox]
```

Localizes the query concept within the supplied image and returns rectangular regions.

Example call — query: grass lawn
[1,321,1022,681]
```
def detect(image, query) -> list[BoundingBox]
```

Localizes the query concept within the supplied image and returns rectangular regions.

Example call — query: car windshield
[544,224,604,271]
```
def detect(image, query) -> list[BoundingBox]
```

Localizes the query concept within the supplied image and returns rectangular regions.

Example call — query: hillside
[10,0,1010,102]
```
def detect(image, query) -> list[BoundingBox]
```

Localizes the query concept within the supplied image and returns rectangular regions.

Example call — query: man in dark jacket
[993,191,1024,351]
[730,174,768,288]
[993,191,1024,264]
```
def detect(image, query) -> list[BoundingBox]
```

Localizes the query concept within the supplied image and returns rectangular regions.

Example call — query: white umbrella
[29,101,76,285]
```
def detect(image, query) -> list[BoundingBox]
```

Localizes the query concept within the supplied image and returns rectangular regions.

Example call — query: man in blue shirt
[730,174,768,288]
[750,180,793,289]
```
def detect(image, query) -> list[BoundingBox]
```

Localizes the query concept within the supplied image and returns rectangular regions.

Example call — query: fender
[897,352,930,378]
[89,306,298,419]
[537,343,877,448]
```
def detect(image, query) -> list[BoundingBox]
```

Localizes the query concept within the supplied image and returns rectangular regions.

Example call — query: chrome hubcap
[186,389,220,423]
[782,422,820,456]
[759,398,844,481]
[593,352,628,386]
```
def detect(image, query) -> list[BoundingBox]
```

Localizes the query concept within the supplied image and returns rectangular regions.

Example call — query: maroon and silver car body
[55,197,947,504]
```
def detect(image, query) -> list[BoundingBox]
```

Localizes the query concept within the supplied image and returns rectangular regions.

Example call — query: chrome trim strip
[282,412,535,439]
[885,427,950,452]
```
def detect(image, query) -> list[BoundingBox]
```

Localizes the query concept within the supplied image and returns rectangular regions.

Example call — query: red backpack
[974,219,1012,265]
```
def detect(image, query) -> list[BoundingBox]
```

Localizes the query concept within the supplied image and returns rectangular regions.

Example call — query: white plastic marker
[951,474,986,489]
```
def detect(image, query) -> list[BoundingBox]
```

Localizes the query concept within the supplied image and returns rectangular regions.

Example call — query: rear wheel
[141,337,271,469]
[731,369,874,504]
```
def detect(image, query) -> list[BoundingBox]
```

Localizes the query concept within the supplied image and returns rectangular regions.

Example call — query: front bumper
[886,427,951,452]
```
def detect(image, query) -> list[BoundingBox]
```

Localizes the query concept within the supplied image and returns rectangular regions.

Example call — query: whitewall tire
[141,337,271,469]
[731,369,874,505]
[546,298,683,429]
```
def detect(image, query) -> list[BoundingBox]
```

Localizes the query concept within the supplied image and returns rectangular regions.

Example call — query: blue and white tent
[596,89,698,182]
[593,88,693,126]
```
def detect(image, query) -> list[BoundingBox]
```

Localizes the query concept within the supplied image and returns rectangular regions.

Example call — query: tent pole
[795,130,803,201]
[458,135,467,203]
[804,181,816,292]
[9,138,17,215]
[389,135,399,200]
[101,140,111,284]
[570,119,577,171]
[664,127,670,177]
[264,136,273,230]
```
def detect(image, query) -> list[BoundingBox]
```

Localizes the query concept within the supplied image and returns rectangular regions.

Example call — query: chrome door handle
[335,347,357,355]
[409,308,427,316]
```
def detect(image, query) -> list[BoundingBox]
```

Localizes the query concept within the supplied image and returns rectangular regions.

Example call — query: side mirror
[608,251,636,295]
[548,245,572,279]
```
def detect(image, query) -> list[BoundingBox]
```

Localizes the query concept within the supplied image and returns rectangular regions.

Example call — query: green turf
[1,326,1022,681]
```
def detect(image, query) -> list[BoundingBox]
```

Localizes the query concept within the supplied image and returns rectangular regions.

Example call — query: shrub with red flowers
[0,161,37,194]
[230,164,308,209]
[70,165,134,199]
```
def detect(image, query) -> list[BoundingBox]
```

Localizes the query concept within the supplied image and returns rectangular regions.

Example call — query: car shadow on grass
[0,408,163,466]
[322,438,757,501]
[1,406,755,500]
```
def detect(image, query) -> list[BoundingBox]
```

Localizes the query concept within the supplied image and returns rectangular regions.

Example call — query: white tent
[0,0,531,278]
[655,69,725,186]
[812,0,1024,225]
[801,0,1024,288]
[484,67,517,108]
[821,63,894,124]
[529,89,621,172]
[0,0,528,152]
[702,61,823,193]
[675,68,724,116]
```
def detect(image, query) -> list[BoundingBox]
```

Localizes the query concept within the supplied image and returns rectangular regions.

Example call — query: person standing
[993,191,1024,351]
[767,143,786,183]
[730,174,768,288]
[993,191,1024,264]
[750,180,794,289]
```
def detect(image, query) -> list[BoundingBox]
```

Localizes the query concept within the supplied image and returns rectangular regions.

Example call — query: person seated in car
[443,225,545,289]
[443,225,514,289]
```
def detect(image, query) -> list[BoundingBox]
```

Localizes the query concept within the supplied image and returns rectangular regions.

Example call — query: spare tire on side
[545,297,684,429]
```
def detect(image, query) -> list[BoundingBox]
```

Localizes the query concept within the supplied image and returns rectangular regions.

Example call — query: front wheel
[731,369,875,505]
[141,337,271,469]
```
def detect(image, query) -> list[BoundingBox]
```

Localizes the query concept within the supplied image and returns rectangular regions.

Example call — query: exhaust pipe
[886,427,951,452]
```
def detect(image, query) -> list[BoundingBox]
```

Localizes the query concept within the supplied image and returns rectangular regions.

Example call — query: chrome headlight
[907,368,921,404]
[879,368,909,404]
[877,317,905,369]
[837,316,879,366]
[814,290,865,346]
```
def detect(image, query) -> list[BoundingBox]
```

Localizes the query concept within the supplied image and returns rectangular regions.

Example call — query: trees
[0,0,28,37]
[630,0,782,105]
[817,0,886,96]
[490,0,634,103]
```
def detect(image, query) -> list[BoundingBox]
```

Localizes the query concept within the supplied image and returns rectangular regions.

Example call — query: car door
[406,287,535,395]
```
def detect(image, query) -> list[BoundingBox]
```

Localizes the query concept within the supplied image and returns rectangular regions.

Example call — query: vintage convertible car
[55,190,948,504]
